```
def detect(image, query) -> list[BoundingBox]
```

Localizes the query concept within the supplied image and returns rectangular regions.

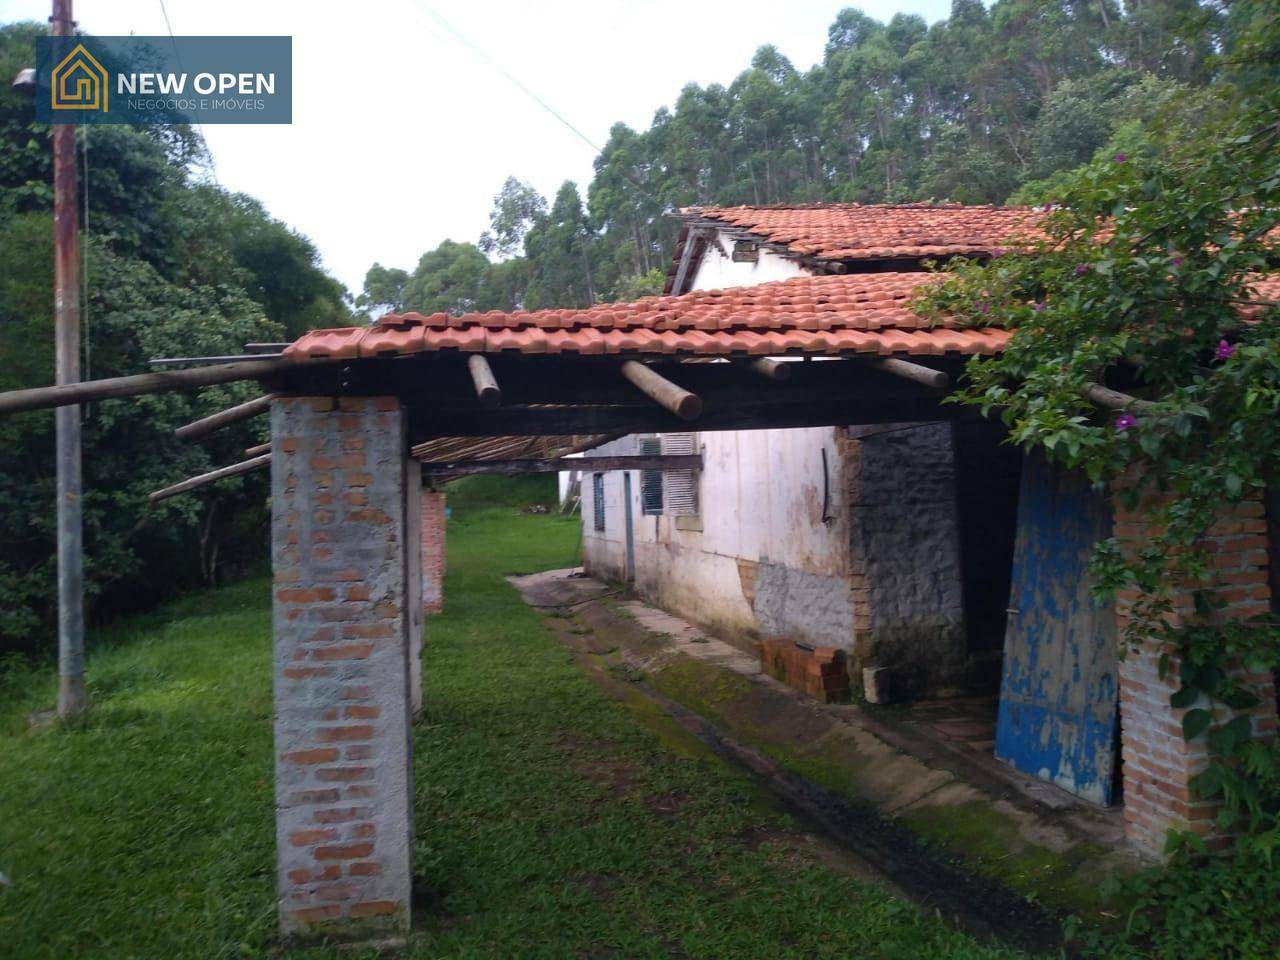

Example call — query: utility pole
[51,0,85,718]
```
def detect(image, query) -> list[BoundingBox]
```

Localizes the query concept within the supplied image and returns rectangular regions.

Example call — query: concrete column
[271,397,413,942]
[1114,491,1277,851]
[420,489,447,615]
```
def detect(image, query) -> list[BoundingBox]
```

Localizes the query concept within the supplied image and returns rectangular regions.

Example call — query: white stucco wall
[580,428,855,647]
[688,238,808,292]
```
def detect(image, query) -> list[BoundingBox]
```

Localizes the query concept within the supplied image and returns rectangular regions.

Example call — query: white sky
[4,0,952,296]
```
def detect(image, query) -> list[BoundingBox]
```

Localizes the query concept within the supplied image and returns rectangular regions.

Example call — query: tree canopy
[0,20,353,654]
[366,0,1244,316]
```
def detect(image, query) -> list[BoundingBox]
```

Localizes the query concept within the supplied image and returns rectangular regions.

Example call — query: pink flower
[1171,257,1183,268]
[1216,339,1236,361]
[1074,263,1091,275]
[977,301,991,315]
[991,246,1005,258]
[1033,301,1046,313]
[1114,153,1127,163]
[1115,413,1137,432]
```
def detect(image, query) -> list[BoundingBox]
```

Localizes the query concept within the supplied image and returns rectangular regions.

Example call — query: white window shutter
[661,433,699,516]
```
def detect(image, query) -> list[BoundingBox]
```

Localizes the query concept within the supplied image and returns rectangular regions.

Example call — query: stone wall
[270,397,413,940]
[843,423,969,695]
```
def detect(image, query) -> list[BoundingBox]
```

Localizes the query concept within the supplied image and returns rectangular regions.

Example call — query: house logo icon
[51,43,108,112]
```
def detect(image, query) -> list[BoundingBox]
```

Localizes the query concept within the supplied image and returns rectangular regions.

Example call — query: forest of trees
[361,0,1261,317]
[0,22,354,653]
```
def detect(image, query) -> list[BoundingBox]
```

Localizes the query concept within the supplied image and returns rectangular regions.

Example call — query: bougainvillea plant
[913,15,1279,951]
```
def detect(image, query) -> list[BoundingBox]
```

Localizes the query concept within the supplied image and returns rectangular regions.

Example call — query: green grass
[0,508,1031,959]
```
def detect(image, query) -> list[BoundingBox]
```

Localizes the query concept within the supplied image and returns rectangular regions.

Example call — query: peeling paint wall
[581,428,854,646]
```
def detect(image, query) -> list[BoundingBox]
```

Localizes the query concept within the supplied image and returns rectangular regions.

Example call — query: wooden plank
[244,442,271,457]
[0,359,294,415]
[421,454,703,479]
[467,354,501,407]
[175,393,276,441]
[620,360,702,420]
[148,453,271,503]
[995,450,1119,805]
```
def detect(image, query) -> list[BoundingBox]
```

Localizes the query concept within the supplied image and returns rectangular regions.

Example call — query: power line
[407,1,602,155]
[156,0,218,182]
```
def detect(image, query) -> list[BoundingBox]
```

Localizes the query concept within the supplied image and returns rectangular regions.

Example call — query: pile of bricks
[1114,491,1277,850]
[758,638,850,703]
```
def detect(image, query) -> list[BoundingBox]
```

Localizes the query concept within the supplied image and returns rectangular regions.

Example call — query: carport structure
[2,269,1272,943]
[237,271,1007,942]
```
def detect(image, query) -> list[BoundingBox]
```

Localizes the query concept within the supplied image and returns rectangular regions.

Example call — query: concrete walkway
[512,568,1149,921]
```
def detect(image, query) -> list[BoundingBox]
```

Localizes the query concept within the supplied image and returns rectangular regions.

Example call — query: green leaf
[1182,708,1212,740]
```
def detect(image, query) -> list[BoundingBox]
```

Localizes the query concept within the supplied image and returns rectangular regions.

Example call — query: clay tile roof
[686,202,1046,262]
[285,272,1011,362]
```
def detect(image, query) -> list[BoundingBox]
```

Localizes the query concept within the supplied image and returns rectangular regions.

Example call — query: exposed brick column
[271,397,413,941]
[1115,493,1277,851]
[405,461,423,715]
[421,489,446,615]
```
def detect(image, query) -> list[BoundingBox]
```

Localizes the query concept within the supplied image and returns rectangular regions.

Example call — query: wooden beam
[148,453,271,504]
[743,357,791,382]
[0,359,295,416]
[422,453,703,479]
[244,442,271,457]
[620,360,702,420]
[868,358,950,391]
[467,354,501,407]
[175,393,276,441]
[1087,383,1155,411]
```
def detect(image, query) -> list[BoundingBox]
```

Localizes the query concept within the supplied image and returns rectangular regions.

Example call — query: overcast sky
[5,0,953,296]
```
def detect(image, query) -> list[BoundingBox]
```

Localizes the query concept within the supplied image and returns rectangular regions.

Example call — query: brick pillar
[405,462,423,715]
[1115,493,1278,851]
[271,397,413,941]
[421,489,446,615]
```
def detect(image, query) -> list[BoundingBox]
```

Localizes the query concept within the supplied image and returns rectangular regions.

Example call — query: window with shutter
[661,433,699,516]
[639,437,663,515]
[592,473,605,531]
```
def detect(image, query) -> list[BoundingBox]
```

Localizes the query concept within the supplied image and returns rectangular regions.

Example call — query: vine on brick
[914,10,1279,951]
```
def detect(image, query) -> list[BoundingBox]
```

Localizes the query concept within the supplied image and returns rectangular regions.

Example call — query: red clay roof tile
[685,202,1045,262]
[285,273,1007,363]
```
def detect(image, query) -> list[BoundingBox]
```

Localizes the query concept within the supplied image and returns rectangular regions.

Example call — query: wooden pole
[467,354,501,407]
[1087,384,1155,411]
[421,453,703,479]
[244,442,271,458]
[148,453,272,504]
[868,358,950,391]
[743,357,791,382]
[0,358,294,416]
[620,361,702,420]
[52,0,84,718]
[175,393,276,441]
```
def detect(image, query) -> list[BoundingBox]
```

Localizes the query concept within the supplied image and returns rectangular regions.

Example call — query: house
[582,204,1036,697]
[577,203,1278,847]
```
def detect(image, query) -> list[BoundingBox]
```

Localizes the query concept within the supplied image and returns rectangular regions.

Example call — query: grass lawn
[0,488,1033,959]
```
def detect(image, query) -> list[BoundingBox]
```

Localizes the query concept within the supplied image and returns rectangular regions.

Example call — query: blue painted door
[995,451,1119,805]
